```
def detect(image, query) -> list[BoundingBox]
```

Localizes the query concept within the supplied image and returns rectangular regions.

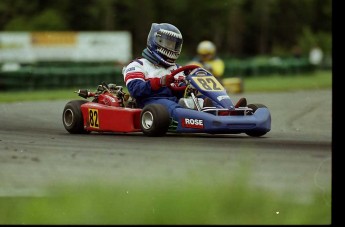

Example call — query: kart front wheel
[140,104,170,137]
[245,103,269,137]
[62,100,90,134]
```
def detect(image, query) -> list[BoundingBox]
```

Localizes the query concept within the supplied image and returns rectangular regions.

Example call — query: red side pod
[81,102,142,133]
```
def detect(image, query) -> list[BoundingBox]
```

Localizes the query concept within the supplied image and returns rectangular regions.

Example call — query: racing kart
[62,65,271,137]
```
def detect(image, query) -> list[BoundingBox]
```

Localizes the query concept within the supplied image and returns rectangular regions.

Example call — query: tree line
[0,0,332,59]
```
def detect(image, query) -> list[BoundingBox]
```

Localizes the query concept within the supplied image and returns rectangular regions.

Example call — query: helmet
[147,23,183,66]
[197,40,216,61]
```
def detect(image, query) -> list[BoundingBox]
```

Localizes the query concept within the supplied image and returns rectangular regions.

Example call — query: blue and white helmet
[147,23,183,66]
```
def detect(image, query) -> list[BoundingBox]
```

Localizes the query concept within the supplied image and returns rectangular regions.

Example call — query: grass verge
[0,177,331,225]
[0,70,332,103]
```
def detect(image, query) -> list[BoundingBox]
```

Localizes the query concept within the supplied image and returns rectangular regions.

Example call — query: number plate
[192,76,224,92]
[88,109,99,128]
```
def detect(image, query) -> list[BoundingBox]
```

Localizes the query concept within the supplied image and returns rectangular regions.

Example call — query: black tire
[245,103,268,137]
[140,104,170,137]
[62,100,90,134]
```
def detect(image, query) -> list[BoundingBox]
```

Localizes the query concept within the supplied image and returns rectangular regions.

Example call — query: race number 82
[192,76,224,91]
[88,109,99,128]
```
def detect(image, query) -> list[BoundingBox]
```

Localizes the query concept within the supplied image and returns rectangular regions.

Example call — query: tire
[62,100,90,134]
[140,104,170,137]
[245,103,268,137]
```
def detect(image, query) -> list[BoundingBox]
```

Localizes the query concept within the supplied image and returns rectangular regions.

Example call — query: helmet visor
[155,32,182,53]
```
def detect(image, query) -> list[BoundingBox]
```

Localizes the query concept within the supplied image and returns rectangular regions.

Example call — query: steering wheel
[170,64,200,77]
[168,64,200,92]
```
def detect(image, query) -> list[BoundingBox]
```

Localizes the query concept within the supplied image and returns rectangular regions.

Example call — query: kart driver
[122,22,247,123]
[189,40,225,83]
[122,22,189,121]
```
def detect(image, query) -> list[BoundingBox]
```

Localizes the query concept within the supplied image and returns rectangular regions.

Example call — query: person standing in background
[189,40,225,83]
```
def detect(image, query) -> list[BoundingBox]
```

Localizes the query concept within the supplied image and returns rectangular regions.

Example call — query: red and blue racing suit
[123,58,186,121]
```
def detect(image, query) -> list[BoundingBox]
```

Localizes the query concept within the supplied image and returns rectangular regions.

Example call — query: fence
[0,57,320,91]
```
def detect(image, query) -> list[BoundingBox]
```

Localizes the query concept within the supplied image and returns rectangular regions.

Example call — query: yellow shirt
[188,58,225,79]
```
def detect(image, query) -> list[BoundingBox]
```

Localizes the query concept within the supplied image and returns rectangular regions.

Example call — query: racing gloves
[150,74,175,91]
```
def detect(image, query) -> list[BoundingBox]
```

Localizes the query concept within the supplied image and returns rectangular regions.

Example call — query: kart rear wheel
[62,100,90,134]
[245,103,268,137]
[140,104,170,137]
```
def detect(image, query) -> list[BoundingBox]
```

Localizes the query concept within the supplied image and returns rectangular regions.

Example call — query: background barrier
[0,57,326,91]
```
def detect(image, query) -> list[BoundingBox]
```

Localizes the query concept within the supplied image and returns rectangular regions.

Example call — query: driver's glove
[150,74,174,91]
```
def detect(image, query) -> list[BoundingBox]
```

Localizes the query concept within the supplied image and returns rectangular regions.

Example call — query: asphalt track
[0,89,332,204]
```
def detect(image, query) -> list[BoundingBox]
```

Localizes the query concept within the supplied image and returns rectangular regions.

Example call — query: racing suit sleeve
[123,62,171,99]
[126,78,154,99]
[126,74,176,99]
[123,66,156,99]
[123,60,184,103]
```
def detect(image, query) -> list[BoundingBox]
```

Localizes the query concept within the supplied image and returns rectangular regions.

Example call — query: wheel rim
[63,109,74,127]
[141,111,154,130]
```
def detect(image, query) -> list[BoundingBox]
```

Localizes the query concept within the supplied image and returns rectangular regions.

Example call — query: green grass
[243,70,332,92]
[0,89,83,103]
[0,70,332,103]
[0,177,331,225]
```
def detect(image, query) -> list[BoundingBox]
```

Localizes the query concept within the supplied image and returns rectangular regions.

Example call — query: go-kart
[62,65,271,137]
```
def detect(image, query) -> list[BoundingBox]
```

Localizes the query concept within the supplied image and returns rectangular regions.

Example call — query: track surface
[0,90,332,203]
